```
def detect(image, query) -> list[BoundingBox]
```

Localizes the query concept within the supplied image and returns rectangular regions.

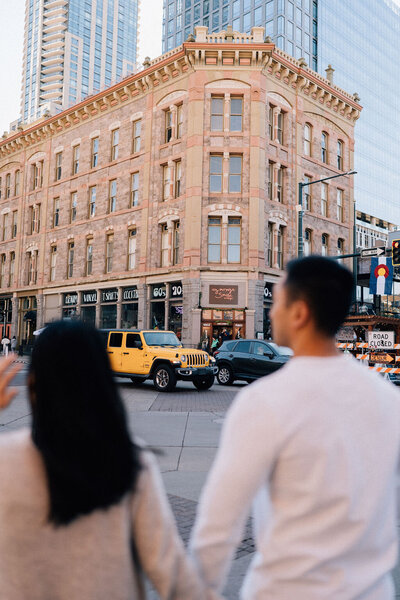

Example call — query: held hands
[0,355,22,410]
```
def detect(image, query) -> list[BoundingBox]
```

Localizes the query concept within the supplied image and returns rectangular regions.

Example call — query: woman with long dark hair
[0,321,207,599]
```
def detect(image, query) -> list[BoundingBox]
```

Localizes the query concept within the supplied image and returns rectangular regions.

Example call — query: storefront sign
[264,282,274,301]
[368,331,395,349]
[82,290,97,304]
[101,288,119,303]
[152,284,166,299]
[170,282,183,298]
[63,292,78,306]
[209,285,238,305]
[123,287,138,301]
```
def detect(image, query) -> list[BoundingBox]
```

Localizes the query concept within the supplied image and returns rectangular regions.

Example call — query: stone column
[170,104,177,142]
[245,309,256,339]
[272,163,280,203]
[137,283,148,329]
[95,290,101,328]
[11,294,18,339]
[248,280,264,336]
[224,93,230,133]
[182,278,201,347]
[223,151,229,194]
[273,107,281,143]
[116,286,123,328]
[167,160,174,200]
[221,214,228,264]
[36,293,44,329]
[272,222,280,269]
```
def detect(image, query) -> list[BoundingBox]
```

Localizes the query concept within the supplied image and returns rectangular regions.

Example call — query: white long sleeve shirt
[190,355,400,599]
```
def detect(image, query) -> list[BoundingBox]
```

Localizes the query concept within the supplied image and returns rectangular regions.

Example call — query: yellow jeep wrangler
[101,329,217,392]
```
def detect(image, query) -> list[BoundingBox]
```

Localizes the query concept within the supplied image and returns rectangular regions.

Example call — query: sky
[0,0,163,134]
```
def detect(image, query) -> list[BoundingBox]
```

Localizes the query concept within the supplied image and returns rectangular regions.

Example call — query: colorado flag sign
[369,257,393,296]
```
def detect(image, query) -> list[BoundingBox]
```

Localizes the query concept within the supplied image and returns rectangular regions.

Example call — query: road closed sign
[368,331,395,350]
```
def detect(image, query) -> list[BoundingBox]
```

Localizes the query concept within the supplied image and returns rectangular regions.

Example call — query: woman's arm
[131,450,221,600]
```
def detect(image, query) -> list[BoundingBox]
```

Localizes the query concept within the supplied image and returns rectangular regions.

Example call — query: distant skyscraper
[162,0,317,68]
[162,0,400,224]
[21,0,139,123]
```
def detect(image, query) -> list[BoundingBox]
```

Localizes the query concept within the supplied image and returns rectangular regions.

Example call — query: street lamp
[298,170,357,257]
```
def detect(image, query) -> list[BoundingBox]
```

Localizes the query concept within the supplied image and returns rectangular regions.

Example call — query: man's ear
[291,298,312,331]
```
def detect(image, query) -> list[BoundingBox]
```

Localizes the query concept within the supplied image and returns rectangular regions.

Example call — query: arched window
[337,140,344,170]
[337,238,344,263]
[304,123,312,156]
[321,132,328,163]
[321,233,328,256]
[304,229,312,256]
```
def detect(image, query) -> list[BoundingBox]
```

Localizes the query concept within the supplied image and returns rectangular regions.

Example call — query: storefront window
[168,304,183,338]
[122,303,138,329]
[150,301,165,330]
[81,306,96,326]
[100,288,118,329]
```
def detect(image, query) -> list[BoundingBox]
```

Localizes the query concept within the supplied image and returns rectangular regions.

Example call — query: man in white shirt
[190,256,400,600]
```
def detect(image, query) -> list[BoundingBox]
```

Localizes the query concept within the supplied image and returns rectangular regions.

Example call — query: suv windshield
[143,331,182,347]
[269,342,293,357]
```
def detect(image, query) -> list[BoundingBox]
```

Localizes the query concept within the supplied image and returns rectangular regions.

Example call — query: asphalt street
[2,364,400,598]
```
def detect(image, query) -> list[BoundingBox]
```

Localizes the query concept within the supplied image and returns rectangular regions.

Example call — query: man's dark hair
[30,320,142,525]
[284,256,354,336]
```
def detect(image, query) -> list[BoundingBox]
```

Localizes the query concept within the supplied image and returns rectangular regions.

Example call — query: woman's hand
[0,355,22,410]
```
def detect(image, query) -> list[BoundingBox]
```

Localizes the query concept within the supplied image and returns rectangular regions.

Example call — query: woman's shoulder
[0,427,31,451]
[0,428,37,476]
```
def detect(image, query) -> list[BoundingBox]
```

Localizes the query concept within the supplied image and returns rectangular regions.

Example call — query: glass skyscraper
[21,0,139,123]
[163,0,400,224]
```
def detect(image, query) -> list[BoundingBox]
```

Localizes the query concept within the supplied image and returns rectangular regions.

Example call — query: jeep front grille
[187,353,207,367]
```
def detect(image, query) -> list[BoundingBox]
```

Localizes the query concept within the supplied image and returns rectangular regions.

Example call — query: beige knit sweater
[0,428,209,600]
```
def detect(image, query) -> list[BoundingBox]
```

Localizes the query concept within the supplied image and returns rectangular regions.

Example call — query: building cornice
[0,26,361,160]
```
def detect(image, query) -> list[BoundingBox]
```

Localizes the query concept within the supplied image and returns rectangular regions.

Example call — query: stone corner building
[0,26,360,348]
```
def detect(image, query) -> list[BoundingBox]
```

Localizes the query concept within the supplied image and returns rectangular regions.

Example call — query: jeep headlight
[209,356,216,363]
[180,354,187,362]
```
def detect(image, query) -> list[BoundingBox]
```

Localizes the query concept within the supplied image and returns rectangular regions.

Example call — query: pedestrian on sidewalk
[0,321,211,600]
[190,256,400,600]
[10,336,17,354]
[1,335,10,356]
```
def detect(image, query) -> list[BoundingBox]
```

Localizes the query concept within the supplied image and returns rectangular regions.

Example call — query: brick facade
[0,27,360,348]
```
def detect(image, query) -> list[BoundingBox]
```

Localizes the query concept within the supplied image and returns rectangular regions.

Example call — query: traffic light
[392,240,400,266]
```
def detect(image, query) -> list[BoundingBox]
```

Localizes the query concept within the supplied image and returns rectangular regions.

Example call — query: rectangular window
[89,186,96,217]
[1,214,7,242]
[9,252,15,287]
[0,254,6,288]
[210,155,223,193]
[268,163,273,200]
[14,170,21,196]
[55,152,62,181]
[165,109,172,142]
[70,192,77,223]
[268,105,274,140]
[72,145,80,174]
[277,167,283,202]
[303,176,311,211]
[86,239,93,275]
[128,229,136,270]
[277,228,283,268]
[91,137,99,168]
[162,165,170,201]
[337,141,343,170]
[160,224,169,266]
[211,97,224,131]
[321,132,328,163]
[277,112,283,144]
[132,120,141,153]
[229,97,243,132]
[30,204,40,234]
[0,177,2,199]
[11,211,17,239]
[229,155,242,193]
[67,241,74,278]
[174,160,182,198]
[267,222,273,267]
[5,174,11,198]
[172,221,179,265]
[50,245,57,281]
[208,217,221,263]
[227,217,241,263]
[176,104,183,139]
[321,183,328,217]
[53,197,60,227]
[108,179,117,213]
[321,234,328,256]
[106,234,114,272]
[131,172,139,207]
[337,189,343,222]
[111,129,119,160]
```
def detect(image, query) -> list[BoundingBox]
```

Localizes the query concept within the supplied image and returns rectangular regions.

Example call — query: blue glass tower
[21,0,139,123]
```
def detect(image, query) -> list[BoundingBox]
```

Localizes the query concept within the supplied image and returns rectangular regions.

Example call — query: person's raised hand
[0,355,22,410]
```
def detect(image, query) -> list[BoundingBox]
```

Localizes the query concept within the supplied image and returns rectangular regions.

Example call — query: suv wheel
[193,373,214,391]
[217,364,234,386]
[153,364,176,393]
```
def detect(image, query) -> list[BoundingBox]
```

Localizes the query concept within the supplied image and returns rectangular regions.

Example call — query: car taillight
[214,350,220,357]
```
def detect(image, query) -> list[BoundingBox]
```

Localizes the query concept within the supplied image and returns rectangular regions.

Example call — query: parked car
[216,339,292,385]
[100,329,217,392]
[383,372,400,387]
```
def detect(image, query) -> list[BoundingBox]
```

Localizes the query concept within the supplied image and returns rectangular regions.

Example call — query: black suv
[215,339,292,385]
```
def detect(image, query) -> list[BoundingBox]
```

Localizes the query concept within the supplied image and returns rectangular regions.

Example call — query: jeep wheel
[153,364,176,393]
[193,373,214,391]
[130,377,144,386]
[217,364,234,386]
